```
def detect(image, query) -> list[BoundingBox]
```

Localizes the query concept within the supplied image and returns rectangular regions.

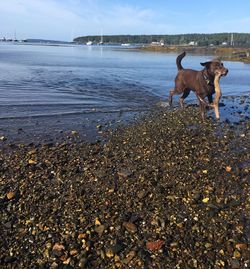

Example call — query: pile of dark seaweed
[1,107,249,268]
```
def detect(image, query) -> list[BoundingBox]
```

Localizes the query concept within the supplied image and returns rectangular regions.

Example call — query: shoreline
[1,94,249,146]
[1,104,250,268]
[139,45,250,64]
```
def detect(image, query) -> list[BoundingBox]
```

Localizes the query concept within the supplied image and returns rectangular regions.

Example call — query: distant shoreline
[139,45,250,64]
[2,41,250,63]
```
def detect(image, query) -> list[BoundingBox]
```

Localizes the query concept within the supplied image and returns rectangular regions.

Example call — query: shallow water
[0,43,249,142]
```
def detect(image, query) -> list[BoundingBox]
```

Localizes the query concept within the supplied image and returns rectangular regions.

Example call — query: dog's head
[200,59,228,77]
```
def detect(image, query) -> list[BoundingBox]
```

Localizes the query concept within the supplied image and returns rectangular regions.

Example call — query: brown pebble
[123,250,136,264]
[117,169,132,178]
[95,224,105,236]
[146,240,165,251]
[52,243,65,257]
[122,221,137,233]
[70,249,78,256]
[51,262,58,269]
[7,191,15,200]
[78,233,87,239]
[235,243,247,250]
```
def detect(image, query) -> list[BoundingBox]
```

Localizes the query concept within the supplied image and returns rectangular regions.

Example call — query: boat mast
[230,33,234,47]
[100,29,103,44]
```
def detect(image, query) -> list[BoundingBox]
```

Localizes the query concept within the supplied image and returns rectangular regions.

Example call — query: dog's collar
[203,73,214,86]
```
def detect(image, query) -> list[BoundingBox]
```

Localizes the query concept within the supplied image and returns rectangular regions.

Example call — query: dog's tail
[176,51,186,71]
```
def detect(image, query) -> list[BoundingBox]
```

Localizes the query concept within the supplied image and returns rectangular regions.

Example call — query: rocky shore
[1,106,250,268]
[140,45,250,64]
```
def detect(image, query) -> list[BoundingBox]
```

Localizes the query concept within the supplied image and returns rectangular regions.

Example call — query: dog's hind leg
[169,86,184,106]
[179,88,190,108]
[169,88,175,106]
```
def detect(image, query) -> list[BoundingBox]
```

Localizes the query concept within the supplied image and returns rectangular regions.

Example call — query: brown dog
[169,52,228,120]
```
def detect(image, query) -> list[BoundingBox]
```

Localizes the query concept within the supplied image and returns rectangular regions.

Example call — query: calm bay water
[0,43,249,142]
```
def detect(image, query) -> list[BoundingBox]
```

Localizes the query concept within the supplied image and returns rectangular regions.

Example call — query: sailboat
[86,41,93,46]
[98,32,104,45]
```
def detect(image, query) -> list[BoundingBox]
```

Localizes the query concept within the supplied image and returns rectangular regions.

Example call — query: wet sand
[0,110,143,145]
[1,100,250,268]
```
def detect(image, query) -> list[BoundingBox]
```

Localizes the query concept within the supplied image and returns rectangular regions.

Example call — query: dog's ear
[200,61,211,67]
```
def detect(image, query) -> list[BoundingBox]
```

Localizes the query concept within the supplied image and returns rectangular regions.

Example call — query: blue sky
[1,0,250,41]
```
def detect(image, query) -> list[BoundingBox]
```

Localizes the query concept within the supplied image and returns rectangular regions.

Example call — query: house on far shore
[188,41,198,46]
[222,42,228,46]
[151,39,165,46]
[160,39,165,46]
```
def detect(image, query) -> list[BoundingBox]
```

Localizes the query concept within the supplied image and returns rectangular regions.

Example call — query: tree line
[74,33,250,47]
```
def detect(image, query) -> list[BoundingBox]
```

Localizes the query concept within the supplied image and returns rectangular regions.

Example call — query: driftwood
[212,72,222,119]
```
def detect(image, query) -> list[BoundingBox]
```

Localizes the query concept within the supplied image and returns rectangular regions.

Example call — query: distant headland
[74,33,250,63]
[74,33,250,47]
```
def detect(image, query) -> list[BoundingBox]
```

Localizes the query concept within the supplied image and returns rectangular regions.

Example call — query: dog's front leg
[197,94,210,121]
[199,100,206,121]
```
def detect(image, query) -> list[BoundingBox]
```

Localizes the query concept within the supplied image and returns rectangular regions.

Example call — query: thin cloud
[102,5,155,32]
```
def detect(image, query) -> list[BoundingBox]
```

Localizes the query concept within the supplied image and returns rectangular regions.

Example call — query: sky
[1,0,250,41]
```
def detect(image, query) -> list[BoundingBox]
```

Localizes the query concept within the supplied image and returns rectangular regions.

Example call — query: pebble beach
[1,105,250,268]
